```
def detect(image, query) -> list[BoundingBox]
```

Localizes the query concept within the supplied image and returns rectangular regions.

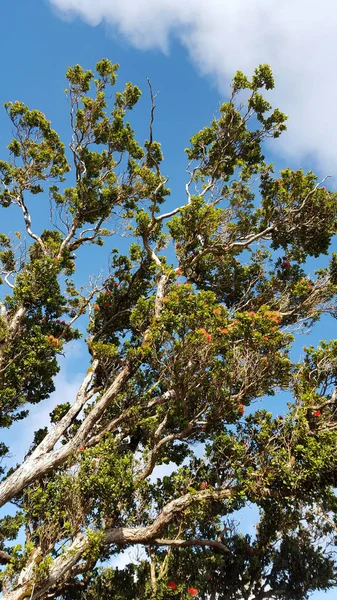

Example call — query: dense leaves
[0,60,337,600]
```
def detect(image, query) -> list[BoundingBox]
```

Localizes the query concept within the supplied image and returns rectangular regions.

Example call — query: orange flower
[47,335,60,347]
[175,268,182,275]
[79,445,85,451]
[313,410,321,417]
[200,482,208,489]
[188,588,199,597]
[94,304,100,310]
[238,404,245,415]
[263,336,269,342]
[213,308,221,315]
[220,328,229,334]
[167,581,177,590]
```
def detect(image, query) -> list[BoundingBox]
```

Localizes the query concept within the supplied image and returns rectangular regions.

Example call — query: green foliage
[1,59,337,600]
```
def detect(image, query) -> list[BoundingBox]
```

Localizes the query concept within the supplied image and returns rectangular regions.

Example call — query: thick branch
[3,489,232,600]
[0,362,132,507]
[0,550,12,565]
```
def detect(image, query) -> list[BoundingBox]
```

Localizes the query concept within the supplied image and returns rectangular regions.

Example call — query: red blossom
[213,308,221,315]
[94,304,100,310]
[79,445,85,451]
[188,587,199,597]
[263,336,269,342]
[238,404,245,415]
[175,268,182,275]
[282,261,291,269]
[314,410,321,417]
[167,581,177,590]
[200,482,208,489]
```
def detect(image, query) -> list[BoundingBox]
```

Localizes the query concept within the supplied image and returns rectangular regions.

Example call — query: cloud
[49,0,337,173]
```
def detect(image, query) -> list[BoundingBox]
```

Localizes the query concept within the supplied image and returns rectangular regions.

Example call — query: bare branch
[153,537,230,554]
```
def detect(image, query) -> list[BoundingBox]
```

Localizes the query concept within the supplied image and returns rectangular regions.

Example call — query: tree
[0,58,337,599]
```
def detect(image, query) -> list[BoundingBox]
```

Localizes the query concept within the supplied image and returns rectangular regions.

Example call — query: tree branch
[153,537,230,554]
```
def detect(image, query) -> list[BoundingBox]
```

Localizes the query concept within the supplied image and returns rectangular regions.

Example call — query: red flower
[188,588,199,597]
[167,581,177,590]
[238,404,245,415]
[314,410,321,417]
[263,336,269,342]
[213,308,221,315]
[220,328,229,334]
[206,334,212,342]
[282,261,291,269]
[94,304,100,310]
[79,445,85,451]
[175,268,182,275]
[200,482,208,489]
[247,546,253,554]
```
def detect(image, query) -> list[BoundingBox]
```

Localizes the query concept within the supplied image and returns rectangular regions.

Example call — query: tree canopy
[0,59,337,599]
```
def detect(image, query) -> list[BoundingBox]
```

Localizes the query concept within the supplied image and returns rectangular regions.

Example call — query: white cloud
[49,0,337,173]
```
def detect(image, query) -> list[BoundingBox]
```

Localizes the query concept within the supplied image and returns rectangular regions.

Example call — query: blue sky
[1,1,337,597]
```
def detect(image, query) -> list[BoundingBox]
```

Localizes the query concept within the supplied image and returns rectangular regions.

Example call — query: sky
[1,0,337,597]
